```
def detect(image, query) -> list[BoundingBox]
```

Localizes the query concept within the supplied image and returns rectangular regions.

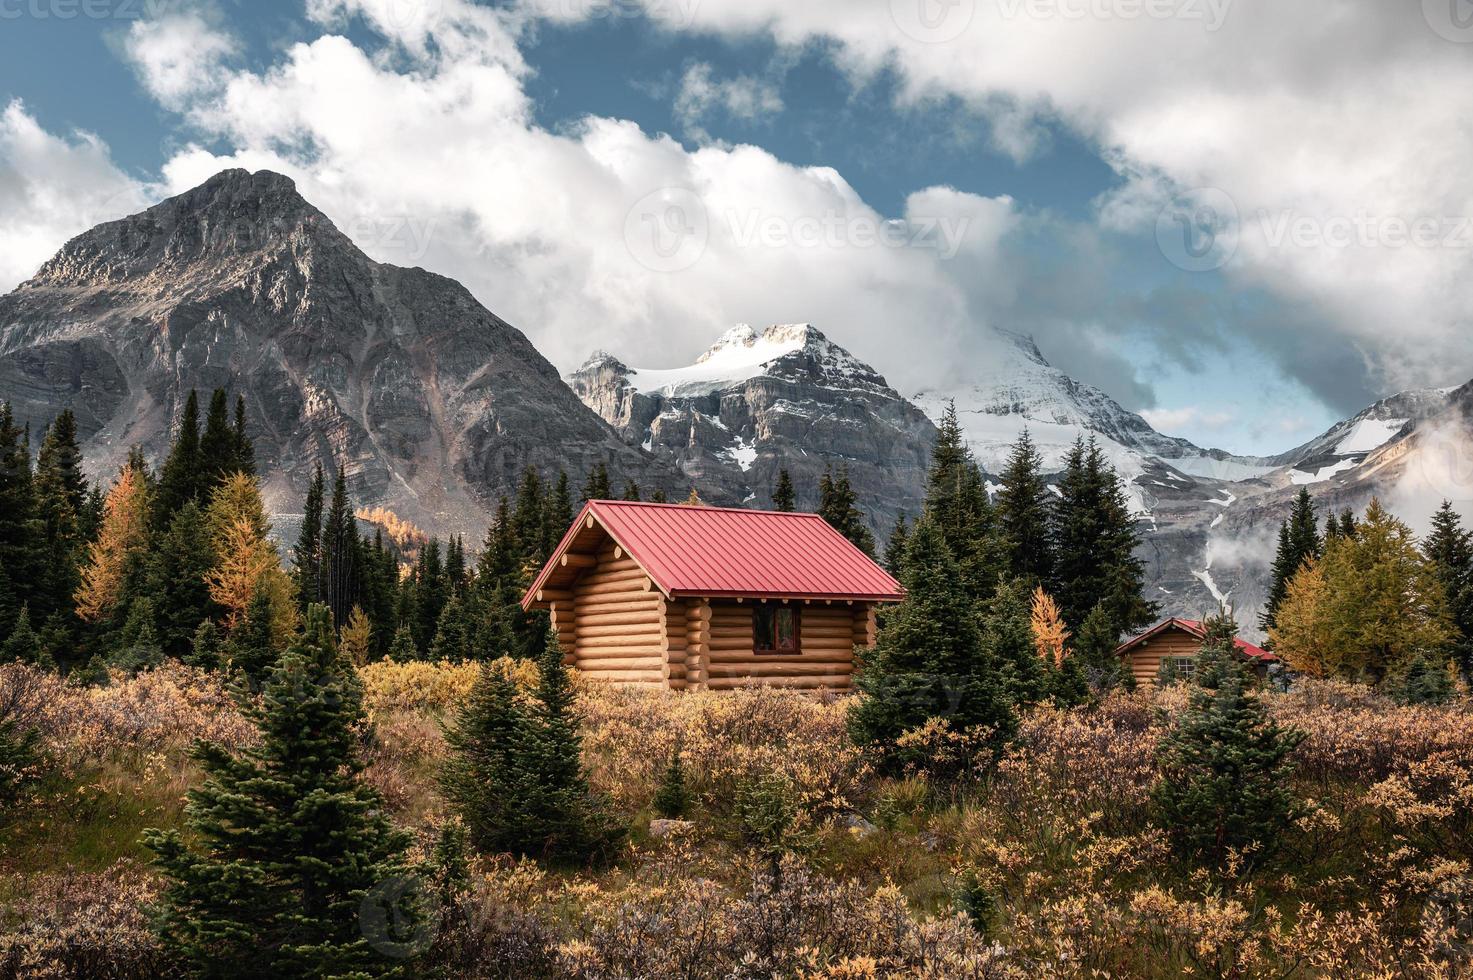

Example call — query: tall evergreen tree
[321,465,359,631]
[198,389,237,490]
[413,539,447,654]
[883,514,909,579]
[582,462,611,502]
[1,605,50,668]
[1423,500,1473,683]
[1051,437,1156,633]
[148,501,220,659]
[981,578,1048,709]
[818,465,876,557]
[294,464,326,612]
[995,429,1054,587]
[512,467,549,566]
[847,518,1017,776]
[31,410,88,630]
[146,605,419,978]
[1075,602,1132,693]
[154,390,203,530]
[922,401,1004,601]
[1260,488,1322,633]
[772,469,796,512]
[232,394,255,475]
[0,403,39,634]
[548,472,575,535]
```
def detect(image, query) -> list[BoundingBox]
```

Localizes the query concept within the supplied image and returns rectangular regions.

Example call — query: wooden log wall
[1125,630,1200,688]
[699,599,862,692]
[569,542,667,687]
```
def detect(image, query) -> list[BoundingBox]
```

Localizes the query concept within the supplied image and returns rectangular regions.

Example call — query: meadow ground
[1,660,1470,978]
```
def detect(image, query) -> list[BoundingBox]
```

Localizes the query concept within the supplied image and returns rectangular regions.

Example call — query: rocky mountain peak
[28,168,346,289]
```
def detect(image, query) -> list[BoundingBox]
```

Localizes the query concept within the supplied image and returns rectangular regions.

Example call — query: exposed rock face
[567,324,939,535]
[0,169,704,533]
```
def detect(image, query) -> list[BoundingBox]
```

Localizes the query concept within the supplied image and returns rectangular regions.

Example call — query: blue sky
[3,0,1468,456]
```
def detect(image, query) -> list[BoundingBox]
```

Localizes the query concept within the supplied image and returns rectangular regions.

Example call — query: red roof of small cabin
[1115,618,1277,661]
[522,500,904,609]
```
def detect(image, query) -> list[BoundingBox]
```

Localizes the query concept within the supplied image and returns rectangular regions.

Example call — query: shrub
[651,749,690,820]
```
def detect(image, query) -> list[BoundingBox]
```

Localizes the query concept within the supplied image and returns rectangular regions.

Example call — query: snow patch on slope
[1290,458,1361,485]
[1335,417,1408,455]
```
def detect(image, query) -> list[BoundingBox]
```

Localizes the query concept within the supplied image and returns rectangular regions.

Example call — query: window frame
[1173,657,1197,681]
[753,604,801,655]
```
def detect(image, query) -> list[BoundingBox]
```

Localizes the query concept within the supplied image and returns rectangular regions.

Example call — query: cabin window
[754,605,800,654]
[1172,657,1197,681]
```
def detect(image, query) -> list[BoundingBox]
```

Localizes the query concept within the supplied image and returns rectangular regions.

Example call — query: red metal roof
[523,500,904,609]
[1115,617,1277,661]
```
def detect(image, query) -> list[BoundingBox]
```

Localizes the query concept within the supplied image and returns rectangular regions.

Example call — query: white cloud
[0,102,152,293]
[125,0,1023,396]
[512,0,1473,397]
[1140,406,1236,432]
[674,62,784,141]
[124,13,239,109]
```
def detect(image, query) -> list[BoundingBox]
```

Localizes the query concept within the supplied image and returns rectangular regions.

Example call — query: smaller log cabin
[1115,618,1278,687]
[522,500,904,692]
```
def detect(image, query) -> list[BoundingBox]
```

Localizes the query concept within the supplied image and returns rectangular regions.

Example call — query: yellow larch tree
[74,463,151,622]
[204,472,298,643]
[1030,586,1071,668]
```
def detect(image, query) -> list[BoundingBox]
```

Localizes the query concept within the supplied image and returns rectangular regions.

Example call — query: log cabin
[521,500,904,692]
[1115,618,1278,687]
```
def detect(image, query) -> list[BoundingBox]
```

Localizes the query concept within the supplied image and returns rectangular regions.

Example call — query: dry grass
[2,662,1470,978]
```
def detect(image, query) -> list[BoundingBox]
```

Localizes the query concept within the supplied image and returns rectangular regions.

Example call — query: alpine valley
[3,170,1470,635]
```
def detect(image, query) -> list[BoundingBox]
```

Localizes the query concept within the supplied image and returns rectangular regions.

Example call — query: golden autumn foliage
[202,473,297,641]
[338,605,373,667]
[4,657,1470,978]
[74,464,150,623]
[1030,587,1071,668]
[355,506,428,556]
[1272,499,1455,680]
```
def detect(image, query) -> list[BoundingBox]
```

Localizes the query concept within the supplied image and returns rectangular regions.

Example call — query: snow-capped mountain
[567,324,937,533]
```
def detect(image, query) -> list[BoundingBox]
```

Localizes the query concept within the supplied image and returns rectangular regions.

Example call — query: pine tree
[197,388,237,490]
[652,749,691,819]
[1389,651,1456,706]
[445,536,466,595]
[111,596,165,673]
[186,620,224,671]
[153,390,203,531]
[321,465,359,632]
[995,429,1054,587]
[847,518,1017,777]
[922,401,1004,601]
[440,632,623,860]
[0,402,39,634]
[772,469,796,512]
[1,605,50,668]
[232,395,255,475]
[1074,602,1132,693]
[146,605,420,977]
[388,624,419,664]
[295,464,326,613]
[1260,488,1321,633]
[649,488,668,503]
[1153,646,1305,861]
[428,592,474,662]
[884,514,910,579]
[621,479,641,502]
[818,465,876,557]
[1423,501,1473,684]
[1339,509,1358,540]
[224,590,280,687]
[204,474,297,645]
[582,462,611,502]
[983,578,1049,709]
[1051,438,1156,634]
[148,501,220,658]
[31,410,87,631]
[511,468,549,566]
[413,539,447,654]
[548,472,575,535]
